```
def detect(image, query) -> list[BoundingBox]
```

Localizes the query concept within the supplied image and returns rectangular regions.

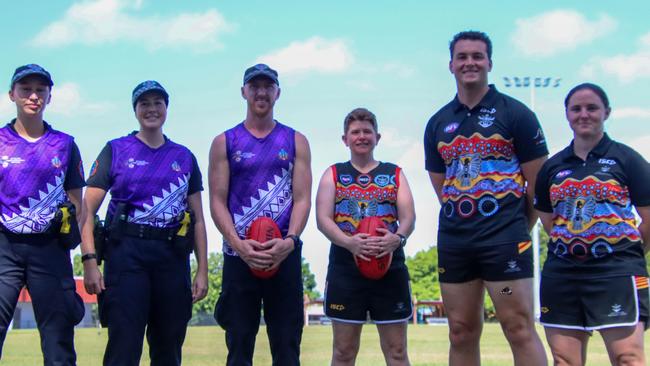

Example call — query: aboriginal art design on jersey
[549,176,640,260]
[437,132,525,203]
[333,163,399,235]
[130,174,190,227]
[232,163,293,238]
[1,171,67,233]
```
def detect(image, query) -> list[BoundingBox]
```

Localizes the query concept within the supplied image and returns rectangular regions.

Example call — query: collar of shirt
[451,84,499,113]
[560,133,613,162]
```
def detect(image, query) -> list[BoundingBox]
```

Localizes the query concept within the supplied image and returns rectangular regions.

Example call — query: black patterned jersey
[535,134,650,279]
[424,85,548,247]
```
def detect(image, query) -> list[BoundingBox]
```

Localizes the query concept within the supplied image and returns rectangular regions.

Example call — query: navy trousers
[100,236,192,366]
[215,245,304,366]
[0,232,84,366]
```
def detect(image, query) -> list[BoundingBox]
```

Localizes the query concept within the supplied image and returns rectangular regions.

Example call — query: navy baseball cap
[131,80,169,109]
[11,64,53,88]
[243,64,279,86]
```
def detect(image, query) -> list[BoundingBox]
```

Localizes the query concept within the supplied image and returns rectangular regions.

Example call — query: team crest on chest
[51,156,62,168]
[278,148,289,160]
[339,174,353,185]
[171,161,181,172]
[374,174,390,187]
[1,155,24,168]
[357,174,371,186]
[478,107,496,128]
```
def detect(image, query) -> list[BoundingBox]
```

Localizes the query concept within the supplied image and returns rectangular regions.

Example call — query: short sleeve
[187,153,204,195]
[534,161,553,213]
[511,107,549,164]
[64,141,86,191]
[622,147,650,207]
[424,117,445,173]
[86,143,113,190]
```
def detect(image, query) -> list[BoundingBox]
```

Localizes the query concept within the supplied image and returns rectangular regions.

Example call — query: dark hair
[344,108,378,133]
[564,83,610,109]
[450,31,492,60]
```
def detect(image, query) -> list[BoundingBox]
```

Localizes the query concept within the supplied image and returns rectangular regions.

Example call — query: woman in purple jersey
[0,64,86,365]
[316,108,415,366]
[535,83,650,366]
[80,81,208,366]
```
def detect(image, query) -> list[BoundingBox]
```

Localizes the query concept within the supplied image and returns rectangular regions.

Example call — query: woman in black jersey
[535,83,650,366]
[316,108,415,365]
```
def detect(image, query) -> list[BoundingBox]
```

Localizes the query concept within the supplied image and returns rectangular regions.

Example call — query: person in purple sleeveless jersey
[80,81,209,366]
[209,64,312,365]
[316,108,415,366]
[0,64,86,365]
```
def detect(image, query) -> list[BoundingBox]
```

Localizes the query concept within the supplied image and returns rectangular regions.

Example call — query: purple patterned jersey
[103,135,195,228]
[0,123,76,233]
[224,121,295,255]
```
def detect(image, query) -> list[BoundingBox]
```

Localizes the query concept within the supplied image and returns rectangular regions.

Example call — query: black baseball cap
[131,80,169,110]
[11,64,53,88]
[243,64,279,86]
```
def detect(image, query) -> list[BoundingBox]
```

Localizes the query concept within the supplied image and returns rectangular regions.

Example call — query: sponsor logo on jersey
[51,156,62,168]
[598,158,616,165]
[126,158,149,168]
[1,155,24,168]
[339,174,353,185]
[607,304,627,317]
[357,174,371,186]
[444,122,460,133]
[480,107,496,114]
[232,150,255,163]
[171,161,181,172]
[534,128,546,145]
[278,148,289,160]
[555,169,572,179]
[374,174,390,187]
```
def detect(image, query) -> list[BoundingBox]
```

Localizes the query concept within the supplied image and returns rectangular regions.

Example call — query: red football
[246,217,281,279]
[354,216,393,280]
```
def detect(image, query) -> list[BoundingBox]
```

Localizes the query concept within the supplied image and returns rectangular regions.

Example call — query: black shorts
[438,241,533,283]
[324,266,412,323]
[540,275,650,331]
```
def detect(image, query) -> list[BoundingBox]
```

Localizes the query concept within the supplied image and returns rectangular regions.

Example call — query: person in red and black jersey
[316,108,415,366]
[535,83,650,366]
[424,31,548,366]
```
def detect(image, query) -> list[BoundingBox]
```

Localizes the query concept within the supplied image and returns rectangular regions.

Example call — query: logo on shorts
[444,122,460,133]
[329,304,345,311]
[438,267,446,274]
[608,304,627,317]
[504,260,521,273]
[541,307,549,313]
[393,302,406,313]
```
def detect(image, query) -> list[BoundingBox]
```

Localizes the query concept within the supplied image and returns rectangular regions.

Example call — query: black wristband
[397,234,407,248]
[81,253,97,262]
[283,234,300,249]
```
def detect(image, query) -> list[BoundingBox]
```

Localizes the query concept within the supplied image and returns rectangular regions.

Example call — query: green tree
[302,257,320,300]
[406,245,441,301]
[191,251,223,318]
[72,253,84,276]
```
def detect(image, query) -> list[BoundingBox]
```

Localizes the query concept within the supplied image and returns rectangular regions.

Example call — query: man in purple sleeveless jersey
[0,64,85,365]
[209,64,312,365]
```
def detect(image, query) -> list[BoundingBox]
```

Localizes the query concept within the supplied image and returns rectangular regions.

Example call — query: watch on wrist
[81,253,97,262]
[397,234,407,248]
[284,234,300,249]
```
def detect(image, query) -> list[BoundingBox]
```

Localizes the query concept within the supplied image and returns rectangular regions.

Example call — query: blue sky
[2,1,649,292]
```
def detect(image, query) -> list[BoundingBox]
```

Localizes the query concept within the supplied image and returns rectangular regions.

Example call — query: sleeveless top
[329,161,406,272]
[223,121,295,256]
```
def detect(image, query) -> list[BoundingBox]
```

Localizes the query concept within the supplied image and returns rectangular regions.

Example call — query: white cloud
[378,128,412,148]
[256,37,354,75]
[579,31,650,83]
[0,94,14,119]
[628,135,650,161]
[30,0,233,51]
[512,10,616,57]
[48,83,112,116]
[612,107,650,120]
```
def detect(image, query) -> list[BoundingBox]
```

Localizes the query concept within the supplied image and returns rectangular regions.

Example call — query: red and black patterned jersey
[424,85,548,247]
[535,134,650,279]
[329,161,406,272]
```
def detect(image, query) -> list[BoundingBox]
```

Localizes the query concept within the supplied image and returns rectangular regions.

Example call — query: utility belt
[93,203,194,264]
[0,202,81,250]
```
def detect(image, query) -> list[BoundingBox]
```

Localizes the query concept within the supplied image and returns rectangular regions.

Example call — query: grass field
[3,323,645,365]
